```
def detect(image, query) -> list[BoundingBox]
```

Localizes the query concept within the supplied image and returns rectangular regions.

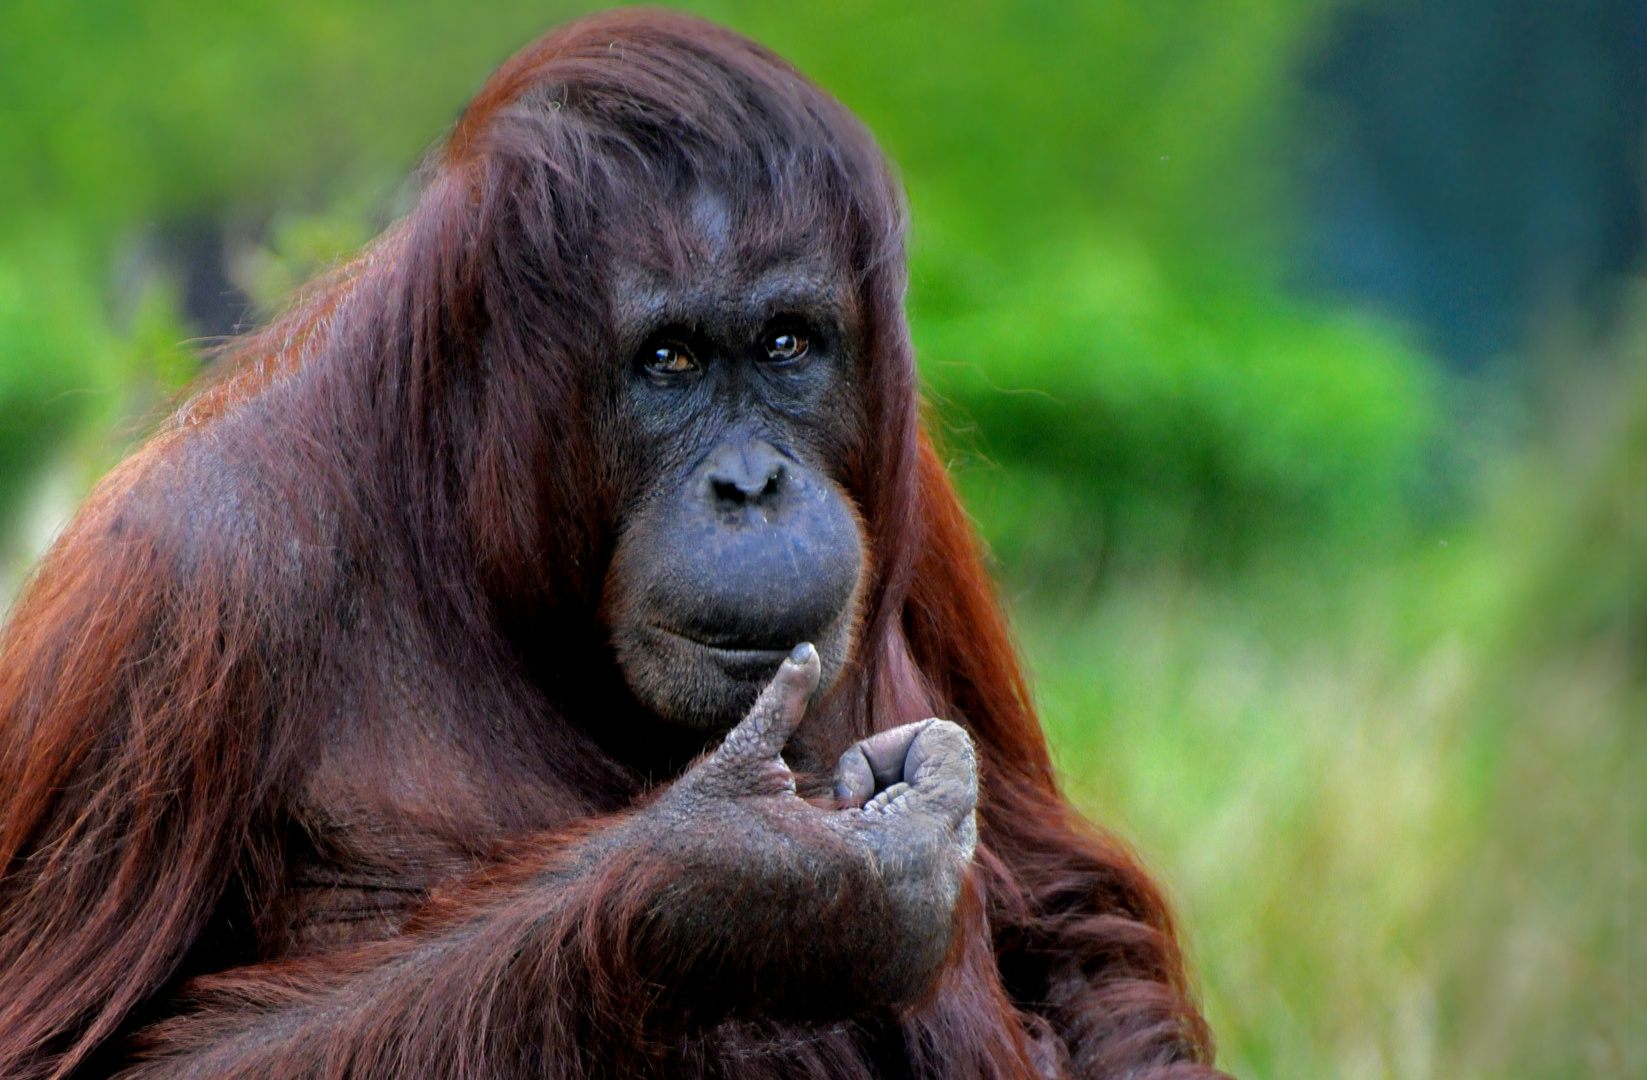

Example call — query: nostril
[701,440,790,510]
[709,465,784,507]
[711,478,748,506]
[759,465,784,501]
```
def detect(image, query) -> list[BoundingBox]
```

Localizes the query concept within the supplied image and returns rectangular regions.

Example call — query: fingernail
[789,642,816,664]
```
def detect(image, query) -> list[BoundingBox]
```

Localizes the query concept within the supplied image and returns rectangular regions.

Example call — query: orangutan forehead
[599,171,844,262]
[604,185,856,339]
[606,248,855,346]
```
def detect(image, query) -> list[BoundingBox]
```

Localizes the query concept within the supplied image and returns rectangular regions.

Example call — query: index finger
[712,642,821,765]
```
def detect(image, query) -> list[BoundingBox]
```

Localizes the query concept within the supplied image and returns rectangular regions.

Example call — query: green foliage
[0,234,112,523]
[0,0,1439,572]
[0,0,578,227]
[919,240,1436,575]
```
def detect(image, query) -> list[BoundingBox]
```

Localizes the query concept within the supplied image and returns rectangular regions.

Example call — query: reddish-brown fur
[0,11,1224,1079]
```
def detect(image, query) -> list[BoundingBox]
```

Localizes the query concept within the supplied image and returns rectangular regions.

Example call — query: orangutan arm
[115,652,980,1080]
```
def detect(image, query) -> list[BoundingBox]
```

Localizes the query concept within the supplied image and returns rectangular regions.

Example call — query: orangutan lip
[649,625,793,668]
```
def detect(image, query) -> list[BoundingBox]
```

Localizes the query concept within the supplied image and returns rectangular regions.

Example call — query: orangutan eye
[645,342,698,375]
[764,330,808,363]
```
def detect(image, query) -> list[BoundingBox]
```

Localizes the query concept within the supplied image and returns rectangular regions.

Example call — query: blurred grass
[0,1,1640,1077]
[1018,335,1644,1078]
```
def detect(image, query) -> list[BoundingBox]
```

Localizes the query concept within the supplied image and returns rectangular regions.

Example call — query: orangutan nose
[649,437,861,651]
[702,440,787,515]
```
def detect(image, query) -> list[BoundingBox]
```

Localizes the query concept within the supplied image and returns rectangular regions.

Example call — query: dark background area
[1303,0,1645,369]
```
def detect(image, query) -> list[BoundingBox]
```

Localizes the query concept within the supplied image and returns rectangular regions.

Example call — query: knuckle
[924,718,973,750]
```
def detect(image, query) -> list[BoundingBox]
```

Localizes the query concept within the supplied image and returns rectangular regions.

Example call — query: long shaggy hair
[0,11,1222,1079]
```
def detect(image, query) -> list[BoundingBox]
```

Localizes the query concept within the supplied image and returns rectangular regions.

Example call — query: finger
[902,719,970,784]
[860,721,933,786]
[897,719,978,827]
[714,642,821,765]
[862,781,911,812]
[834,747,876,807]
[832,720,934,807]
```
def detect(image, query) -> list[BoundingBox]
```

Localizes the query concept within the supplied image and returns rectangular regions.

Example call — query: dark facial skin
[600,195,869,730]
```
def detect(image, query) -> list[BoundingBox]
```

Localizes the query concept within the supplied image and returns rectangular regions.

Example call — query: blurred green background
[1,0,1641,1075]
